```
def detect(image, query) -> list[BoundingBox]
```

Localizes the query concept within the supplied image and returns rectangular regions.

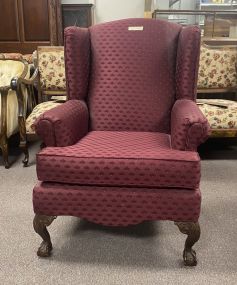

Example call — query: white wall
[94,0,145,24]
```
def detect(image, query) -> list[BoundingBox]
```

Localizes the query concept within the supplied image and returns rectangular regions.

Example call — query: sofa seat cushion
[37,131,200,189]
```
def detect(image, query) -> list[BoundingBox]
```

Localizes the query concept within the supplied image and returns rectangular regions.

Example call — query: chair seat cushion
[26,101,63,134]
[37,131,200,189]
[198,99,237,129]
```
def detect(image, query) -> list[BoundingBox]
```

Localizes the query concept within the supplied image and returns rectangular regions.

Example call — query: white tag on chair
[128,26,144,31]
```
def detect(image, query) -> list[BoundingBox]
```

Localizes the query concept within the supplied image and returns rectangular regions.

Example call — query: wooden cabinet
[0,0,62,54]
[61,4,94,34]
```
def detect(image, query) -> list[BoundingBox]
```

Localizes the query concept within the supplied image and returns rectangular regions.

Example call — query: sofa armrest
[171,99,210,151]
[35,100,88,147]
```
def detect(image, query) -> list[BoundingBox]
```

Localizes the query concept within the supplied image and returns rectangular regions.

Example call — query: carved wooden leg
[18,110,29,167]
[33,214,56,257]
[0,136,9,169]
[19,117,29,167]
[40,142,46,149]
[0,89,10,169]
[21,143,29,167]
[175,222,200,266]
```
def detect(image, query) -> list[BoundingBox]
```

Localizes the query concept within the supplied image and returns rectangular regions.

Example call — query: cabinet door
[0,0,20,42]
[0,0,62,54]
[62,4,93,30]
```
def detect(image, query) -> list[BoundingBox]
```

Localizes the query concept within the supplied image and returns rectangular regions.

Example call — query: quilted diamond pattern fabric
[87,19,182,132]
[37,131,200,189]
[171,99,210,151]
[33,182,201,226]
[176,26,201,100]
[35,100,88,147]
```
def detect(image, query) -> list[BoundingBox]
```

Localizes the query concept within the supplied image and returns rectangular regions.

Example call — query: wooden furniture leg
[175,222,200,266]
[33,214,56,257]
[0,89,10,169]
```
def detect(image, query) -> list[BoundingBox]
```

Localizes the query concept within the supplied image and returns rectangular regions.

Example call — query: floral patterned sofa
[0,53,33,64]
[197,44,237,137]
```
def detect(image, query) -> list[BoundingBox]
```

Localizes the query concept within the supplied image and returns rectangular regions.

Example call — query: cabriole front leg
[175,222,200,266]
[33,214,56,257]
[18,116,29,167]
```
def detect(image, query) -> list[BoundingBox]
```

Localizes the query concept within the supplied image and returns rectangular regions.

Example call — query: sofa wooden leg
[175,221,200,266]
[0,89,9,169]
[0,137,9,169]
[33,214,56,257]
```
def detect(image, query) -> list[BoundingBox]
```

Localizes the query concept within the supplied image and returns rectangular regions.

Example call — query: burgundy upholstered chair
[33,18,210,266]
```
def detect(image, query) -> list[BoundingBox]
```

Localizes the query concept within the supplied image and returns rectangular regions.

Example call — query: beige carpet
[0,140,237,285]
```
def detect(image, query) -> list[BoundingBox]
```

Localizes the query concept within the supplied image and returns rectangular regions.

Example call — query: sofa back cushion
[88,19,182,133]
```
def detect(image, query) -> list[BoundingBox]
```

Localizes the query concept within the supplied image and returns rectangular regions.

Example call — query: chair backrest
[37,46,66,102]
[198,43,237,90]
[0,59,28,88]
[65,18,200,133]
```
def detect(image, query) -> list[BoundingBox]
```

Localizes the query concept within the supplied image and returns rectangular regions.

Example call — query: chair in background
[20,46,67,166]
[36,46,66,103]
[32,19,209,266]
[0,59,30,168]
[197,43,237,137]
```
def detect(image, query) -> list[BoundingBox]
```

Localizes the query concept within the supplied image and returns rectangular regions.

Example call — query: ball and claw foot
[183,248,197,267]
[37,241,53,257]
[175,221,200,267]
[33,214,56,258]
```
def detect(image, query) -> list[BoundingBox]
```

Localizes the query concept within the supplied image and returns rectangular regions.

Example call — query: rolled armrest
[171,99,210,151]
[35,100,88,147]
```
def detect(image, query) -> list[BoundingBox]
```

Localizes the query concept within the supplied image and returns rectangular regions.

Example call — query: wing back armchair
[33,19,210,266]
